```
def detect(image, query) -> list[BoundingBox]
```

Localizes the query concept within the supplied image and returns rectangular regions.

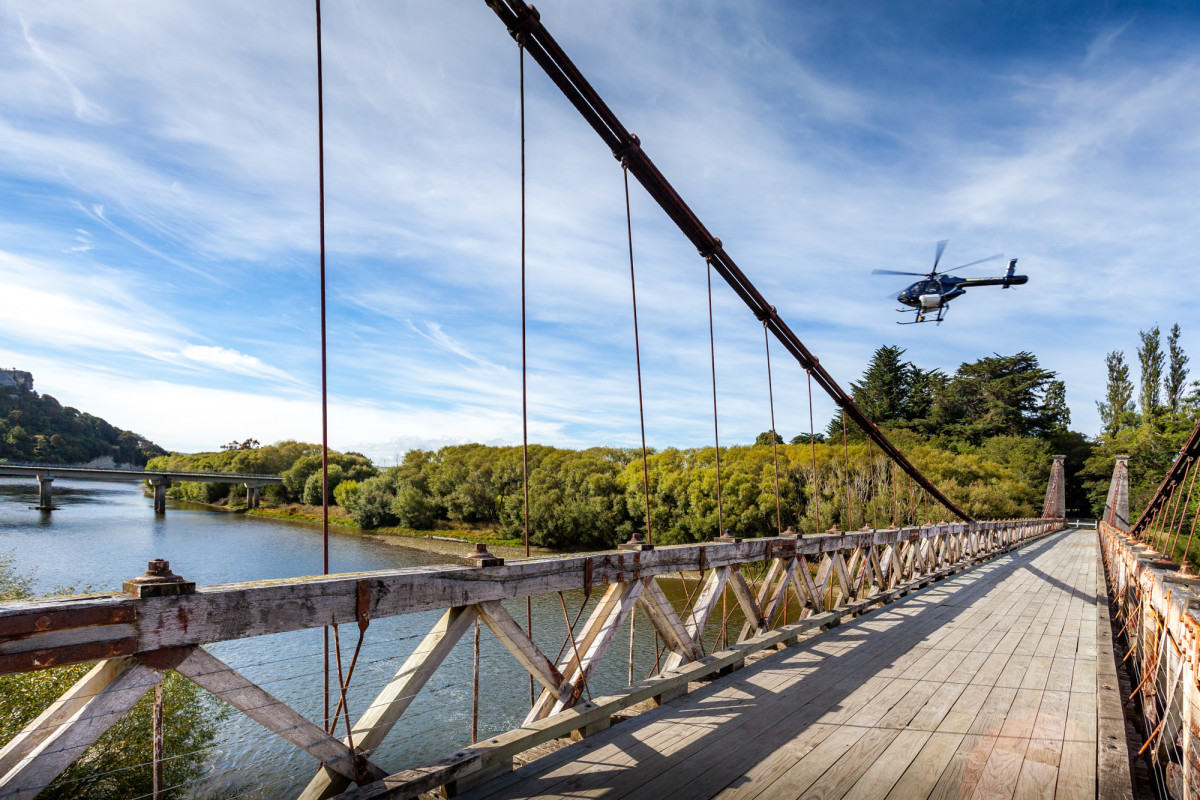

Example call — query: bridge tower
[1041,454,1066,519]
[1102,455,1130,531]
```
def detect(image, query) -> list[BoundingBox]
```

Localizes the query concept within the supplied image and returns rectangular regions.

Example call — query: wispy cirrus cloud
[0,0,1198,457]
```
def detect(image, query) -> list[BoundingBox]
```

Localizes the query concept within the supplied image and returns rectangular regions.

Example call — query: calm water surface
[0,477,727,798]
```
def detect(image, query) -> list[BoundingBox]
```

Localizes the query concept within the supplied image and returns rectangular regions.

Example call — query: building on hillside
[0,369,33,393]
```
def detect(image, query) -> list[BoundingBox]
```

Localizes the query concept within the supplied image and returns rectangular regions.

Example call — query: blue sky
[1,1,1198,461]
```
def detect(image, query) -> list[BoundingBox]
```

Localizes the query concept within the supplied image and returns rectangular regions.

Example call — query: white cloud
[1,0,1197,457]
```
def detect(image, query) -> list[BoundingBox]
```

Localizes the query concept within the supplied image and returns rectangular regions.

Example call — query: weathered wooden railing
[1101,519,1200,799]
[0,518,1063,800]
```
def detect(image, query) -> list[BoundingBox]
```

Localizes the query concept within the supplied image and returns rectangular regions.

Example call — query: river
[0,477,748,798]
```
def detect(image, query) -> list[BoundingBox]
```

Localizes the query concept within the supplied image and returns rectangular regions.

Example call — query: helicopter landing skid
[895,307,947,325]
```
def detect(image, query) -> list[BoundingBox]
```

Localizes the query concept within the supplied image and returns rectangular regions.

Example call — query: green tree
[933,352,1062,443]
[1137,325,1164,416]
[790,433,826,445]
[1042,380,1070,435]
[1097,350,1136,438]
[302,463,345,505]
[754,430,783,446]
[1166,323,1189,414]
[848,345,910,423]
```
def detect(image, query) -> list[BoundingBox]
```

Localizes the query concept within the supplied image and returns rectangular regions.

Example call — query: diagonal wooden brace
[662,567,729,673]
[524,580,645,725]
[475,600,572,701]
[0,656,161,800]
[173,647,386,785]
[298,605,478,800]
[637,579,701,667]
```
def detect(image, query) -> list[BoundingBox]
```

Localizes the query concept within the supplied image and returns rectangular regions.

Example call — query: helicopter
[872,240,1028,324]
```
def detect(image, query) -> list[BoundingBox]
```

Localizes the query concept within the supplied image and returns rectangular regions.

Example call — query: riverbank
[242,503,554,560]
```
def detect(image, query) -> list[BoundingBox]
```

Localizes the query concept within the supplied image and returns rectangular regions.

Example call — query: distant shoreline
[184,499,552,560]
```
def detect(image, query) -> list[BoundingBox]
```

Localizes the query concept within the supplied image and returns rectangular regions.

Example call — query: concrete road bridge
[0,462,283,512]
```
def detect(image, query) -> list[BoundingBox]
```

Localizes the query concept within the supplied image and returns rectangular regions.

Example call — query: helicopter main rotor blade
[931,239,949,273]
[871,269,927,276]
[942,253,1004,273]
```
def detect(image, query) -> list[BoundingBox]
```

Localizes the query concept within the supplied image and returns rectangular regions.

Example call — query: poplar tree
[1097,350,1135,438]
[1137,326,1164,416]
[1165,323,1189,413]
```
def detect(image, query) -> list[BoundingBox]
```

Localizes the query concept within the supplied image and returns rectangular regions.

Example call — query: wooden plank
[344,526,1064,800]
[759,558,799,630]
[1094,544,1135,800]
[174,646,385,784]
[348,611,844,800]
[524,580,632,723]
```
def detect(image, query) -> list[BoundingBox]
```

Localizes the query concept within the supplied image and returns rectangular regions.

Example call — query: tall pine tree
[1097,350,1135,438]
[1137,326,1164,416]
[1165,323,1189,413]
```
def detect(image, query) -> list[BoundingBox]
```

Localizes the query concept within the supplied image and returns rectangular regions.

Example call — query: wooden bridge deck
[459,529,1124,800]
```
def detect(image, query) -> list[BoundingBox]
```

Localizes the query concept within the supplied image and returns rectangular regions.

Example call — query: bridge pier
[150,479,170,514]
[1103,455,1130,531]
[244,483,261,509]
[36,476,53,511]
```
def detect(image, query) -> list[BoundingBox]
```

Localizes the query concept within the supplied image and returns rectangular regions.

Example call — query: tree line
[145,349,1083,546]
[1085,322,1200,526]
[0,380,165,466]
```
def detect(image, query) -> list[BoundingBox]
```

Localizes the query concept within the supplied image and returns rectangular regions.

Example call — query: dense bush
[146,441,378,505]
[343,439,1046,548]
[0,383,164,465]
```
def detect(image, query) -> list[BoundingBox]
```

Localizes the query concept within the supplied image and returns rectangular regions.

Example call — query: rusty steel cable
[558,592,591,701]
[484,0,972,521]
[1183,498,1200,569]
[841,408,853,531]
[891,463,899,527]
[517,37,535,708]
[705,257,725,538]
[1166,458,1197,556]
[763,323,782,534]
[329,624,361,783]
[1131,416,1200,539]
[471,618,480,744]
[868,437,879,531]
[314,0,331,728]
[807,370,820,533]
[1165,463,1194,551]
[623,163,653,544]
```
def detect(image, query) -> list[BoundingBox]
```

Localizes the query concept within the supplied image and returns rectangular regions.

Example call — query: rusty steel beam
[484,0,972,521]
[1130,415,1200,540]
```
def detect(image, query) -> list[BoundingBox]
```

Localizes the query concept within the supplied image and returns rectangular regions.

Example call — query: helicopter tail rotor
[1003,258,1019,288]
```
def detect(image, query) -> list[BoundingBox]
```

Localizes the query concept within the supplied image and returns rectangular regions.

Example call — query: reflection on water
[0,477,755,798]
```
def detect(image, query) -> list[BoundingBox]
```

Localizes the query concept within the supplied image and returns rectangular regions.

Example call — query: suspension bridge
[2,1,1198,798]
